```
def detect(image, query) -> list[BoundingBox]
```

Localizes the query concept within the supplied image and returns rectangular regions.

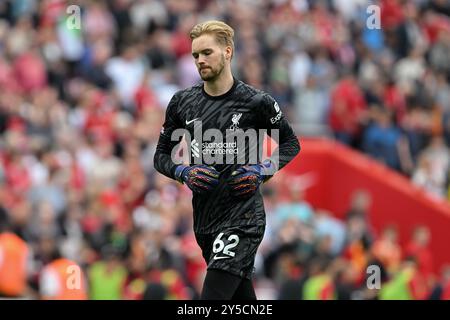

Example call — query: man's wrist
[259,159,277,182]
[174,165,189,183]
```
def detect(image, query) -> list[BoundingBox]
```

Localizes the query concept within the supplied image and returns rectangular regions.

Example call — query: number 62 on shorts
[213,232,239,260]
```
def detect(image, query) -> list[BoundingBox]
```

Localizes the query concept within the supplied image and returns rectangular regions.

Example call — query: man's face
[191,34,228,81]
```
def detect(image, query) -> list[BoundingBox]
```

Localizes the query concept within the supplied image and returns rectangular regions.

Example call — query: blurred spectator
[429,265,450,300]
[105,44,146,111]
[179,232,207,298]
[428,18,450,75]
[314,210,347,256]
[379,256,429,300]
[412,135,449,198]
[142,282,168,300]
[332,258,359,300]
[294,74,330,136]
[405,225,434,282]
[87,245,127,300]
[0,209,31,298]
[328,71,367,146]
[371,224,402,274]
[394,47,426,95]
[342,208,375,286]
[28,200,63,241]
[362,107,412,172]
[395,3,429,59]
[39,255,88,300]
[345,189,372,220]
[302,257,336,300]
[81,40,113,90]
[274,182,314,227]
[83,1,117,42]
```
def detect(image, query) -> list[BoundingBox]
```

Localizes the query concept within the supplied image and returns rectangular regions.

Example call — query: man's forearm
[153,147,179,180]
[269,134,301,171]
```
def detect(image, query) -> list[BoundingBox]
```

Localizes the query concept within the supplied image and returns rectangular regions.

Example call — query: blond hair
[189,20,235,57]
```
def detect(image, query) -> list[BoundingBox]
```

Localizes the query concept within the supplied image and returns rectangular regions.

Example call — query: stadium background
[0,0,450,299]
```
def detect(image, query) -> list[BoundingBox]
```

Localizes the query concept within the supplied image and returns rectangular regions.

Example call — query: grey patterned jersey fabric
[154,78,300,234]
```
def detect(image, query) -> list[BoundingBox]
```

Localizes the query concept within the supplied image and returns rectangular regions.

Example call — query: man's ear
[225,46,233,60]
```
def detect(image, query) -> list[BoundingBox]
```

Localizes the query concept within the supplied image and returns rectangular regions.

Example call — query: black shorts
[195,225,265,279]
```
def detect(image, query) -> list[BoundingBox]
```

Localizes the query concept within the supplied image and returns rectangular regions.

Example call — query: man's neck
[203,71,234,96]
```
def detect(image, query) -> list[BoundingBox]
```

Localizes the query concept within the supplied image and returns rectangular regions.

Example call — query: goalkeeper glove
[174,164,220,194]
[227,160,276,198]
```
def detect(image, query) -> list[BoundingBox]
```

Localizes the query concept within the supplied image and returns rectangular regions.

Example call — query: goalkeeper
[153,20,300,300]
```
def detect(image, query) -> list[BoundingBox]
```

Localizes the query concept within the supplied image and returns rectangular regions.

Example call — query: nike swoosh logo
[185,118,200,125]
[213,255,230,260]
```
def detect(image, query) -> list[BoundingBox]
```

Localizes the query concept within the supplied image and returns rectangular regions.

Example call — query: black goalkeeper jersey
[153,78,300,234]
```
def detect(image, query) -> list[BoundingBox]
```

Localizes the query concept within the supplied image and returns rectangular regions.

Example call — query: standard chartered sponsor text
[170,125,279,166]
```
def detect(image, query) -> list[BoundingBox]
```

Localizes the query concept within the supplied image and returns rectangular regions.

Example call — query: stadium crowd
[0,0,449,299]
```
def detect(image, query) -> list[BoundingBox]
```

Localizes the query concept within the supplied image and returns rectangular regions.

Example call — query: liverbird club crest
[229,113,242,131]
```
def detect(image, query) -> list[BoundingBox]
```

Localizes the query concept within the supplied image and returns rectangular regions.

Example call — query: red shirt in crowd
[405,242,434,281]
[14,52,47,93]
[380,0,405,30]
[329,78,367,135]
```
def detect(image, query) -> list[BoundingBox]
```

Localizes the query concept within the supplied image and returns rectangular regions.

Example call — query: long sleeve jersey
[154,78,300,234]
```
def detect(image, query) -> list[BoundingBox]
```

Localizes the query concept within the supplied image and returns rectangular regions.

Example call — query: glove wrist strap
[174,165,189,183]
[260,159,277,182]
